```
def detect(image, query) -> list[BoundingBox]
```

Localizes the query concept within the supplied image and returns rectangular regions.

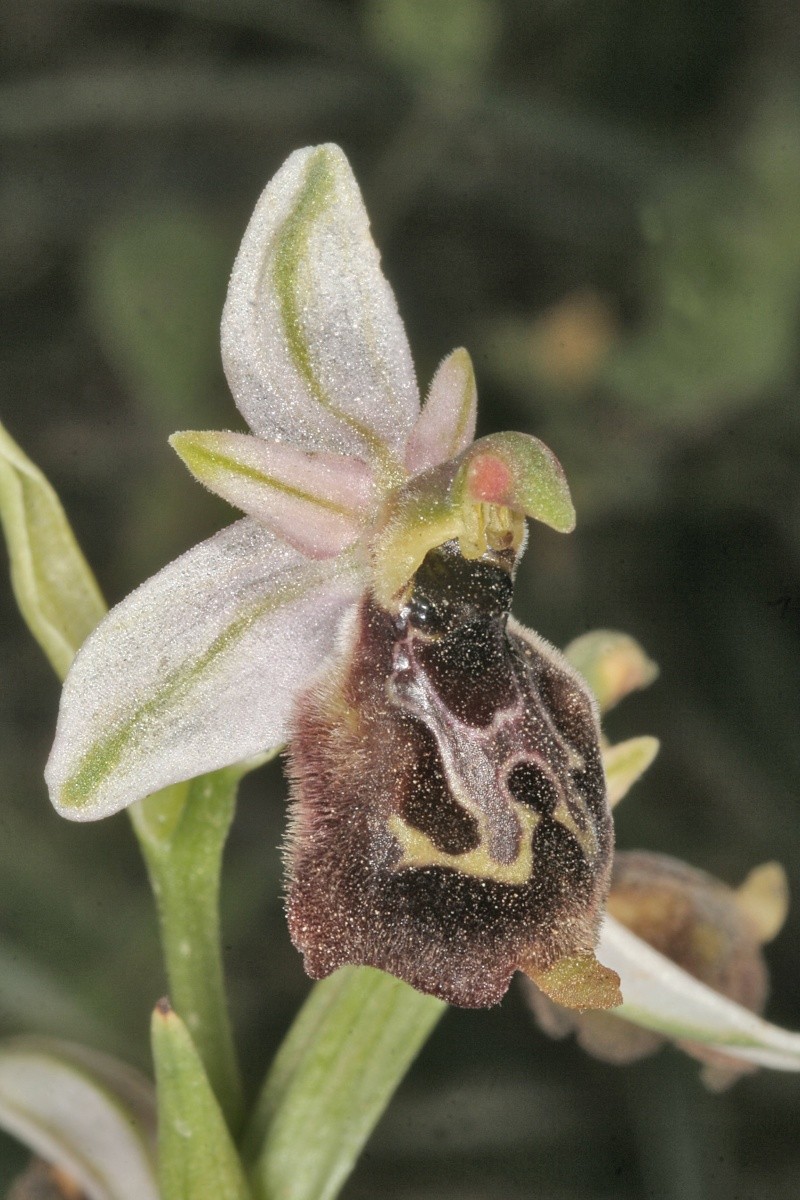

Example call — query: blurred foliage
[1,0,799,1196]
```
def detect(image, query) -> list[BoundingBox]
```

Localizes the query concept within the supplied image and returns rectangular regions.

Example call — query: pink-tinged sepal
[170,431,378,559]
[220,144,419,474]
[286,540,617,1009]
[404,348,478,475]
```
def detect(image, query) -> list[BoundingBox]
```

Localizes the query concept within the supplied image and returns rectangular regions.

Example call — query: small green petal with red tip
[372,431,575,605]
[454,432,576,532]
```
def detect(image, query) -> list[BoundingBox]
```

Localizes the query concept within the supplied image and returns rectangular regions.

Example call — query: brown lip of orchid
[42,146,800,1060]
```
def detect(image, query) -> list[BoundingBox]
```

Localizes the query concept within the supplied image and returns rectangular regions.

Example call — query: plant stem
[130,770,245,1133]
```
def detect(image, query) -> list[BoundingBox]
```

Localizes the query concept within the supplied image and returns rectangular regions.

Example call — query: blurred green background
[1,1,799,1195]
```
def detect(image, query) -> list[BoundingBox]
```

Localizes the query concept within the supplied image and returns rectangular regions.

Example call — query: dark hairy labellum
[285,540,617,1008]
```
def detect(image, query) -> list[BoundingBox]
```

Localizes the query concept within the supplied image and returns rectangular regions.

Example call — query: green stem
[129,771,246,1133]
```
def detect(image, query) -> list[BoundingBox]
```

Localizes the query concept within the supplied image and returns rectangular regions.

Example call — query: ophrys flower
[45,144,621,1011]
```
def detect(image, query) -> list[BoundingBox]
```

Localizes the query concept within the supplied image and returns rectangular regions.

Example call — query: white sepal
[221,144,419,473]
[46,518,364,820]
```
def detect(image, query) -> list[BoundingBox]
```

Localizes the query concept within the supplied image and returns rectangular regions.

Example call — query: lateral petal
[602,736,660,808]
[46,518,364,820]
[221,144,419,477]
[404,348,477,475]
[170,431,377,559]
[599,915,800,1072]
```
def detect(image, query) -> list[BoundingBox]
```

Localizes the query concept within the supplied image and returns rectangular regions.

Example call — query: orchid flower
[44,143,618,1012]
[43,146,800,1068]
[548,630,800,1084]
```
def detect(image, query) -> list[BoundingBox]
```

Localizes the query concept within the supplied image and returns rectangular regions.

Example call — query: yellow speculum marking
[388,790,597,885]
[388,803,539,885]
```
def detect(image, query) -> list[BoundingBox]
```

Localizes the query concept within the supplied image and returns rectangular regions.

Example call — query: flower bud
[564,631,659,716]
[524,851,789,1087]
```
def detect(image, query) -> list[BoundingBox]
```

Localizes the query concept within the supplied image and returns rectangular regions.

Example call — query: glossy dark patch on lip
[400,717,481,856]
[506,761,560,815]
[408,540,513,634]
[415,623,517,727]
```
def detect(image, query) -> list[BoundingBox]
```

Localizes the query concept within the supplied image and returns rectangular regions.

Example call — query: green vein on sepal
[272,146,399,481]
[170,432,357,516]
[58,557,347,813]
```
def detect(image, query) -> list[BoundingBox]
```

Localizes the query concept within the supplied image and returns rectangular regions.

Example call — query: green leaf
[151,1003,252,1200]
[245,967,444,1200]
[0,420,105,680]
[0,1036,157,1200]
